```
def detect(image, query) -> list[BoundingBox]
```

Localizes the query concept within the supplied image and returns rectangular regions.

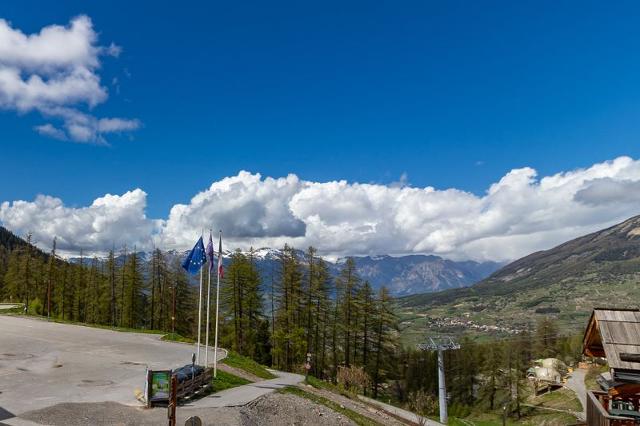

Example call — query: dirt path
[357,394,443,425]
[565,368,587,420]
[299,384,407,425]
[522,403,582,418]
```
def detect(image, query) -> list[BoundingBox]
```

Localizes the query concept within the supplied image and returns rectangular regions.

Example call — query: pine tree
[312,258,332,378]
[273,245,305,371]
[124,250,144,328]
[46,237,57,318]
[106,248,117,326]
[171,258,196,337]
[371,286,397,398]
[336,257,361,368]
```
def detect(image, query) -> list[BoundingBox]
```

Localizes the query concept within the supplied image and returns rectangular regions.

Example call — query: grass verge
[161,333,195,343]
[279,386,380,426]
[585,364,608,390]
[222,350,275,379]
[533,388,582,411]
[7,313,167,335]
[212,370,251,392]
[6,312,200,344]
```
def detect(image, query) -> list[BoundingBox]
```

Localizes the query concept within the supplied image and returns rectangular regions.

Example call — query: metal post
[213,231,222,378]
[438,349,447,424]
[171,281,176,334]
[196,257,203,365]
[417,336,460,426]
[205,243,212,367]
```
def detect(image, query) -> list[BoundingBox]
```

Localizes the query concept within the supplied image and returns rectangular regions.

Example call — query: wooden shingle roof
[583,308,640,371]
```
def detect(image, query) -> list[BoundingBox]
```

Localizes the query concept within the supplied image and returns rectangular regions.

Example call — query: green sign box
[148,370,172,403]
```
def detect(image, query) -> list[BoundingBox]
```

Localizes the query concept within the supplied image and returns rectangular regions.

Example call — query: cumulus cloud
[0,189,156,254]
[156,156,640,261]
[3,156,640,261]
[0,15,139,143]
[158,172,307,249]
[574,178,640,206]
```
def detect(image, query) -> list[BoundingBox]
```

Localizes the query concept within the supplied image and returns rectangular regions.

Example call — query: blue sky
[2,1,640,259]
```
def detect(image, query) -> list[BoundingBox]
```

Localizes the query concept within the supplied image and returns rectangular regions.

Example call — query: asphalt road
[0,315,224,419]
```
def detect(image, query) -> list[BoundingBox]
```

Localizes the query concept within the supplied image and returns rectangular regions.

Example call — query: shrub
[28,298,43,316]
[336,365,371,394]
[407,389,438,424]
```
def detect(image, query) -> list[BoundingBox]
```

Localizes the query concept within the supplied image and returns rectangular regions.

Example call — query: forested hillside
[0,229,398,395]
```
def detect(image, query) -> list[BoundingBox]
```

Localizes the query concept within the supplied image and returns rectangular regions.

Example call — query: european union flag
[182,236,207,275]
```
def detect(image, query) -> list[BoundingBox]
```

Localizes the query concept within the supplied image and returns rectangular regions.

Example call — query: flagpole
[205,230,212,367]
[196,232,204,365]
[214,230,222,378]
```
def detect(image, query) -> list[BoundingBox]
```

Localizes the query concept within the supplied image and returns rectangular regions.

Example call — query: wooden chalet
[583,308,640,425]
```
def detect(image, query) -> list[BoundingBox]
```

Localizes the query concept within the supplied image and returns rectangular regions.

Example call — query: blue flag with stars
[182,236,207,275]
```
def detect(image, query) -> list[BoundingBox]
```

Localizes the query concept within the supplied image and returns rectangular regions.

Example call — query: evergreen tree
[123,251,144,328]
[336,257,361,368]
[273,245,305,371]
[371,286,397,398]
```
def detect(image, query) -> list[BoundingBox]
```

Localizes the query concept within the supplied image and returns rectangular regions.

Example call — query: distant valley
[397,214,640,344]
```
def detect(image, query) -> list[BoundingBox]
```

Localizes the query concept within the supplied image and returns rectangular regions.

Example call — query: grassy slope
[306,374,580,426]
[534,388,582,411]
[212,370,251,392]
[161,333,195,343]
[222,350,275,379]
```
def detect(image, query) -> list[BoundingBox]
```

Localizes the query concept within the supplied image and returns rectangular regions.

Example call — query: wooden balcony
[587,391,637,426]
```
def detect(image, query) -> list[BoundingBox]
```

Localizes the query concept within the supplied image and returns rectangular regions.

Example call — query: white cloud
[157,172,306,250]
[0,15,139,143]
[3,156,640,261]
[0,190,155,254]
[34,123,66,140]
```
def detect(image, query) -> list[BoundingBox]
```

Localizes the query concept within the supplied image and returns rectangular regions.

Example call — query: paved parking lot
[0,316,221,420]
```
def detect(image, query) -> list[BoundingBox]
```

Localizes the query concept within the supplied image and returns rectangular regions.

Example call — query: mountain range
[66,246,501,296]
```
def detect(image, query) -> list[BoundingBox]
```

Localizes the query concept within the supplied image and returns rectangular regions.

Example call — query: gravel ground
[18,392,355,425]
[240,392,355,426]
[20,402,242,426]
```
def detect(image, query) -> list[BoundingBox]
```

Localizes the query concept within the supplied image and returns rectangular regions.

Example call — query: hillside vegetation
[398,215,640,343]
